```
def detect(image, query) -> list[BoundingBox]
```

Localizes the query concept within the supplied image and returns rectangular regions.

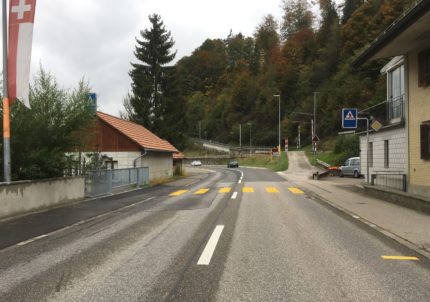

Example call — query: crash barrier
[0,177,85,219]
[370,171,406,192]
[316,159,330,168]
[85,167,149,197]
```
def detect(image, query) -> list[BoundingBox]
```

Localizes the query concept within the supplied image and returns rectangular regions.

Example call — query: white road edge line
[231,192,238,199]
[238,179,242,184]
[197,225,225,265]
[10,196,156,249]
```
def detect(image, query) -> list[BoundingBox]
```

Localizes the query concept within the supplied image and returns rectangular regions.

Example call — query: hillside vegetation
[124,0,415,151]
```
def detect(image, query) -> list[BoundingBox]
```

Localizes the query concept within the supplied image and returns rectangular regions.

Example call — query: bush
[333,135,359,157]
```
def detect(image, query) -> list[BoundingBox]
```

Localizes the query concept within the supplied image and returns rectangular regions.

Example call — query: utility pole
[274,94,281,153]
[311,119,314,151]
[313,92,319,154]
[297,124,301,149]
[248,122,252,157]
[3,0,11,182]
[239,124,242,148]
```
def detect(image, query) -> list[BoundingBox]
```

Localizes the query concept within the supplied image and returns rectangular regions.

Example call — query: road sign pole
[358,117,370,184]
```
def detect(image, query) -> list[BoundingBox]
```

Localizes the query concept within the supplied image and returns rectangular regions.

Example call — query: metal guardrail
[316,159,330,168]
[85,167,149,197]
[370,171,406,192]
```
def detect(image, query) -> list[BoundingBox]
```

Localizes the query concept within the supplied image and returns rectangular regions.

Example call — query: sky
[1,0,285,116]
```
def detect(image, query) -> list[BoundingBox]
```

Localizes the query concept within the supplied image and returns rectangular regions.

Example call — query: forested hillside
[126,0,415,149]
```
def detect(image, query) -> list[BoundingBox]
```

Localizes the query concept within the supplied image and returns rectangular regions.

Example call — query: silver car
[339,157,361,178]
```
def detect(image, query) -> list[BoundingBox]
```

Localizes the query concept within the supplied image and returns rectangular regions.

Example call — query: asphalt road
[0,166,429,301]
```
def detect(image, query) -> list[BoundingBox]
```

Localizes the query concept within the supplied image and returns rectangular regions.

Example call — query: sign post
[341,108,370,184]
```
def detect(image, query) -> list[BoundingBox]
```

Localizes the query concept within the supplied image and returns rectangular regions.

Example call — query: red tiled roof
[173,152,185,159]
[97,111,178,153]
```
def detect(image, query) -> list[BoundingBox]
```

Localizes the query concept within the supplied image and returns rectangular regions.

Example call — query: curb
[277,172,430,260]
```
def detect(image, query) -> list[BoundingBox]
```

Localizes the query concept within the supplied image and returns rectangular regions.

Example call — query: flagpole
[2,0,11,182]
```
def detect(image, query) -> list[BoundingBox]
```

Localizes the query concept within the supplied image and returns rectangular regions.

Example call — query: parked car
[227,160,239,168]
[191,160,202,166]
[339,157,361,178]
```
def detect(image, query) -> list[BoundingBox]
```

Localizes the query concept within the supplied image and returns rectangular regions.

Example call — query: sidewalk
[282,151,430,259]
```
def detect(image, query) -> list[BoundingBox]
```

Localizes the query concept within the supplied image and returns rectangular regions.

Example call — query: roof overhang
[354,0,430,67]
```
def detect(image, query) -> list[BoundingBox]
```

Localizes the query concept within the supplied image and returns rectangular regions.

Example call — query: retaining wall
[0,177,85,219]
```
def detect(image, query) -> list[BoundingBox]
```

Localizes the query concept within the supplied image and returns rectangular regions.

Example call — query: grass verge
[239,152,288,172]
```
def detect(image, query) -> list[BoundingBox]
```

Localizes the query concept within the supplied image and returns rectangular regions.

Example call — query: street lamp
[274,94,281,153]
[248,122,252,157]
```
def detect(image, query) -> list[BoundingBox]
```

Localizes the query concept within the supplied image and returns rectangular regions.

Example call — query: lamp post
[248,122,252,157]
[274,94,281,153]
[239,123,242,148]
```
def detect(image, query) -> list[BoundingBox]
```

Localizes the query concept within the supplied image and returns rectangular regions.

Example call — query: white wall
[139,151,173,180]
[72,151,173,182]
[360,127,406,186]
[0,177,85,219]
[99,151,141,169]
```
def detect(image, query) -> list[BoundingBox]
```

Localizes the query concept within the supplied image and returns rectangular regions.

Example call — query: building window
[368,142,373,168]
[421,122,430,160]
[418,49,430,87]
[387,64,405,120]
[384,140,389,168]
[104,160,118,170]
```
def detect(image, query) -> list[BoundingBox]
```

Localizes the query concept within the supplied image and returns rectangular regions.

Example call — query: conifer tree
[127,14,176,132]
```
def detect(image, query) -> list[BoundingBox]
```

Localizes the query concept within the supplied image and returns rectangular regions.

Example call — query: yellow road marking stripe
[169,190,188,196]
[381,256,419,261]
[194,188,210,195]
[219,187,231,193]
[288,187,304,194]
[266,187,279,193]
[242,187,254,193]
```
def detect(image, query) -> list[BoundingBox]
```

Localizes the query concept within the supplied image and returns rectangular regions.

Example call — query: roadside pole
[239,124,241,148]
[2,0,11,183]
[358,117,370,184]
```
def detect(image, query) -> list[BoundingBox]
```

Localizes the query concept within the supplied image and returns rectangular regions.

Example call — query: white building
[359,56,407,191]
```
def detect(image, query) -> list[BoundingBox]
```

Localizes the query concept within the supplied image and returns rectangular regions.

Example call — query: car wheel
[353,171,359,178]
[339,170,344,177]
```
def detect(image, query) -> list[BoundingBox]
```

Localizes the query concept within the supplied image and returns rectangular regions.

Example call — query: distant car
[227,160,239,168]
[339,157,361,178]
[191,160,202,166]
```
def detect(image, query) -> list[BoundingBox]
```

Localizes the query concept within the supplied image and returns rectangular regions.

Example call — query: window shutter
[421,123,429,160]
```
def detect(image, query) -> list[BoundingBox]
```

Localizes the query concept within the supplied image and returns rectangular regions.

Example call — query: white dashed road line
[231,192,238,199]
[197,225,225,265]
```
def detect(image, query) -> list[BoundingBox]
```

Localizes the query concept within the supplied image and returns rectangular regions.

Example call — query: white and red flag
[8,0,37,108]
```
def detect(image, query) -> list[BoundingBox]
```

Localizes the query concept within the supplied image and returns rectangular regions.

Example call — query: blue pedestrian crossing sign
[342,108,357,129]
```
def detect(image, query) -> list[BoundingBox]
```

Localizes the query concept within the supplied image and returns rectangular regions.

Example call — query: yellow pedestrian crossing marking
[169,190,188,196]
[266,187,279,193]
[288,187,304,194]
[381,256,419,261]
[219,187,231,193]
[243,187,254,193]
[194,188,210,195]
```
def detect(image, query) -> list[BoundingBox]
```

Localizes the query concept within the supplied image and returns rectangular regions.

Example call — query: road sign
[88,93,97,114]
[342,108,357,129]
[371,119,382,131]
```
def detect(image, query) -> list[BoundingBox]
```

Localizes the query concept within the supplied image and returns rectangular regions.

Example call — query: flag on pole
[8,0,36,108]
